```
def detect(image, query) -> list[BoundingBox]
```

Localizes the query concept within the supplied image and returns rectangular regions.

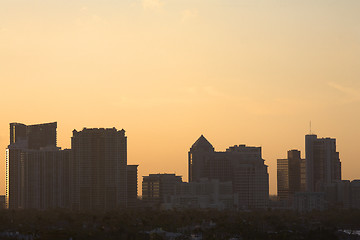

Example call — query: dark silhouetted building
[293,192,326,212]
[6,122,70,209]
[189,135,269,209]
[10,122,57,150]
[324,179,360,209]
[71,128,127,210]
[127,165,138,208]
[0,195,5,209]
[163,179,237,210]
[350,180,360,209]
[325,180,351,209]
[305,134,341,192]
[277,150,305,201]
[142,174,182,206]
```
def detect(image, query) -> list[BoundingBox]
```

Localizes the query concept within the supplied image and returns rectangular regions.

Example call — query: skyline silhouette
[3,120,359,200]
[1,0,360,196]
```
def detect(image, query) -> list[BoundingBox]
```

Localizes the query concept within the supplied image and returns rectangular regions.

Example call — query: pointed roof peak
[191,135,214,151]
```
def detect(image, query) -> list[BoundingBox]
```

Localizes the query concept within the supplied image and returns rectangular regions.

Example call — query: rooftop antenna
[310,121,312,134]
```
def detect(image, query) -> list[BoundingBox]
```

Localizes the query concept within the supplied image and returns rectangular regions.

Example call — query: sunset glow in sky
[1,0,360,195]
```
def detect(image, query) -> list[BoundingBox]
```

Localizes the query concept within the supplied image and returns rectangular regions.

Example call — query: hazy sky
[1,0,360,195]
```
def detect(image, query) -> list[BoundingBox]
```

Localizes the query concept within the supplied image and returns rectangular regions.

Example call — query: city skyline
[1,0,360,195]
[3,121,359,197]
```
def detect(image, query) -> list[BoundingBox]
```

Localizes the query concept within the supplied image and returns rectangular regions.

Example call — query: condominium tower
[71,128,127,210]
[6,122,71,209]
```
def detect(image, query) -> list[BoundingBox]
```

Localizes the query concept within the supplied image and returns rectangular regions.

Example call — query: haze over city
[1,0,360,197]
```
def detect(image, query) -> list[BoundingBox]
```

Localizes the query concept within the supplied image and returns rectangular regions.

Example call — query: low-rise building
[325,180,351,209]
[293,192,326,212]
[163,179,237,210]
[142,174,183,207]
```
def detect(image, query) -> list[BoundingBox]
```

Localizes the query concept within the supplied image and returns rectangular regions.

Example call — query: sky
[1,0,360,195]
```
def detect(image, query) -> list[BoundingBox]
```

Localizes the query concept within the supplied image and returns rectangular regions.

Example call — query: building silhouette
[127,165,138,208]
[71,128,127,210]
[350,180,360,209]
[293,192,326,212]
[188,135,269,209]
[6,122,70,209]
[10,122,57,150]
[142,174,182,206]
[163,179,237,210]
[277,150,305,201]
[305,134,341,192]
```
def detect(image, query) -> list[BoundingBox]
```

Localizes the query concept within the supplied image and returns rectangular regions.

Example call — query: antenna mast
[310,121,312,134]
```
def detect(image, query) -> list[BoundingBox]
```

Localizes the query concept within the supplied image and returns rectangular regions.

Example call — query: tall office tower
[127,165,138,208]
[6,122,70,209]
[305,134,341,192]
[71,128,127,210]
[277,150,305,201]
[142,174,183,206]
[188,135,269,209]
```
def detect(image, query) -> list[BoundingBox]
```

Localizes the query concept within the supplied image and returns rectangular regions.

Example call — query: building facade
[293,192,326,212]
[305,134,341,192]
[142,174,182,206]
[350,180,360,209]
[71,128,127,210]
[127,165,138,208]
[188,135,269,209]
[163,179,237,210]
[6,122,70,209]
[325,180,360,209]
[277,150,305,201]
[10,122,57,150]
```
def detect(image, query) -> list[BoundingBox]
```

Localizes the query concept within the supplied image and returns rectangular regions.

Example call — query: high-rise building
[6,122,70,209]
[277,150,305,201]
[15,148,70,209]
[127,165,138,208]
[188,135,269,209]
[142,174,183,206]
[71,128,127,210]
[305,134,341,192]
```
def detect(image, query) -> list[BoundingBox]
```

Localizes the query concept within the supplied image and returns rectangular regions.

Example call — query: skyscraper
[71,128,127,210]
[277,150,305,201]
[6,122,70,209]
[305,134,341,192]
[189,135,269,209]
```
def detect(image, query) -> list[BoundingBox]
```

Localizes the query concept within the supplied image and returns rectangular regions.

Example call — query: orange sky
[1,0,360,195]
